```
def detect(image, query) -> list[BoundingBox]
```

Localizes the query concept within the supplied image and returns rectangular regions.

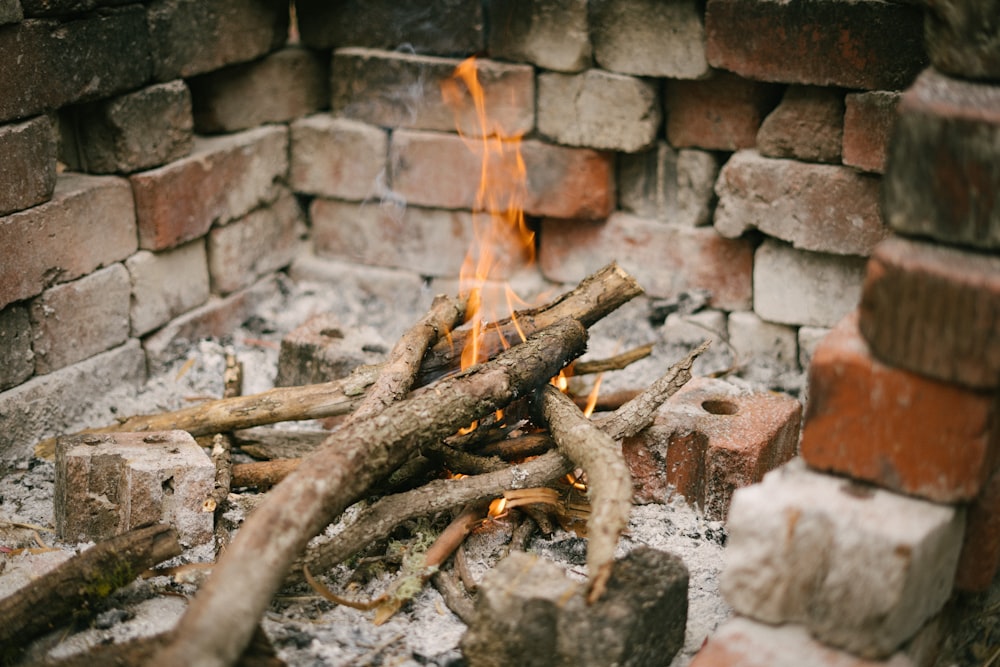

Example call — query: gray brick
[756,86,845,164]
[488,0,591,72]
[797,326,830,373]
[290,115,388,200]
[0,115,56,215]
[0,304,33,391]
[126,240,211,337]
[727,310,800,386]
[619,142,718,226]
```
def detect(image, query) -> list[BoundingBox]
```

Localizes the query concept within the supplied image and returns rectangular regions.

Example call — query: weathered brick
[55,430,214,547]
[18,0,138,17]
[618,142,718,226]
[665,71,782,151]
[0,115,56,215]
[540,213,753,309]
[753,239,867,328]
[622,376,801,520]
[62,80,194,174]
[756,86,844,163]
[727,311,800,386]
[207,190,305,295]
[130,125,287,251]
[0,1,22,24]
[590,0,709,79]
[126,240,211,337]
[705,0,926,89]
[955,464,1000,592]
[189,47,328,133]
[722,460,964,658]
[30,264,131,375]
[538,69,660,152]
[715,151,887,256]
[0,304,33,391]
[0,339,146,462]
[390,130,614,219]
[487,0,590,73]
[0,8,152,123]
[331,48,534,136]
[290,115,387,201]
[146,0,288,81]
[883,69,1000,251]
[802,311,1000,503]
[798,326,830,373]
[275,313,388,387]
[925,0,1000,81]
[297,0,483,54]
[843,91,901,174]
[858,236,1000,390]
[0,173,137,309]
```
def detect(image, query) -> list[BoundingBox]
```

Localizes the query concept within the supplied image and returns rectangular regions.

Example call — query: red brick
[0,173,137,310]
[756,86,844,164]
[843,91,901,174]
[0,116,56,215]
[189,47,328,133]
[955,464,1000,592]
[859,236,1000,390]
[130,125,287,251]
[541,213,753,309]
[623,377,800,520]
[883,69,1000,251]
[715,151,887,256]
[146,0,288,81]
[705,0,926,90]
[925,0,1000,81]
[331,48,534,136]
[802,311,1000,503]
[390,130,613,219]
[487,0,590,73]
[0,8,152,123]
[665,71,782,151]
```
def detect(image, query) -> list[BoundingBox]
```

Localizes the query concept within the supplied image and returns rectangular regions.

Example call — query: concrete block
[715,150,887,256]
[130,125,288,251]
[727,310,800,384]
[924,0,1000,80]
[0,115,56,215]
[753,239,867,328]
[756,86,845,164]
[55,430,214,547]
[623,376,801,520]
[0,173,137,310]
[487,0,590,73]
[859,236,1000,390]
[275,313,388,387]
[618,143,718,226]
[843,91,901,174]
[290,115,388,201]
[721,460,965,658]
[126,240,211,337]
[591,0,709,79]
[538,69,660,152]
[0,304,33,391]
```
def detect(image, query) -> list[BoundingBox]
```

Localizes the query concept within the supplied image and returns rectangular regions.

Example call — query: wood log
[149,318,589,667]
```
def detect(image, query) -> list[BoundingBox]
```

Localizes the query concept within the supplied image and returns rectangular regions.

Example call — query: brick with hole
[756,86,844,164]
[842,90,901,174]
[0,115,56,216]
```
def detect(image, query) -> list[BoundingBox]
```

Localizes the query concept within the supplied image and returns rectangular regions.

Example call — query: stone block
[189,47,328,133]
[538,69,660,152]
[29,264,131,375]
[727,311,800,386]
[955,463,1000,592]
[289,115,388,201]
[590,0,709,79]
[207,190,305,295]
[665,71,782,151]
[883,69,1000,251]
[130,125,287,251]
[331,48,534,137]
[0,8,152,123]
[275,313,389,387]
[721,460,965,658]
[540,213,753,310]
[461,548,688,667]
[0,115,56,215]
[618,142,718,226]
[0,304,33,391]
[146,0,288,81]
[753,239,867,328]
[858,236,1000,390]
[802,311,1000,503]
[0,340,146,462]
[297,0,483,54]
[487,0,590,73]
[126,240,211,337]
[705,0,926,89]
[62,80,194,174]
[622,376,801,520]
[756,86,844,164]
[715,150,887,256]
[0,173,137,310]
[55,430,214,547]
[843,90,900,174]
[924,0,1000,81]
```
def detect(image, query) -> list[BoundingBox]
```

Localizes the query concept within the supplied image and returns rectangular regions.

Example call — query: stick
[572,343,654,375]
[149,318,589,667]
